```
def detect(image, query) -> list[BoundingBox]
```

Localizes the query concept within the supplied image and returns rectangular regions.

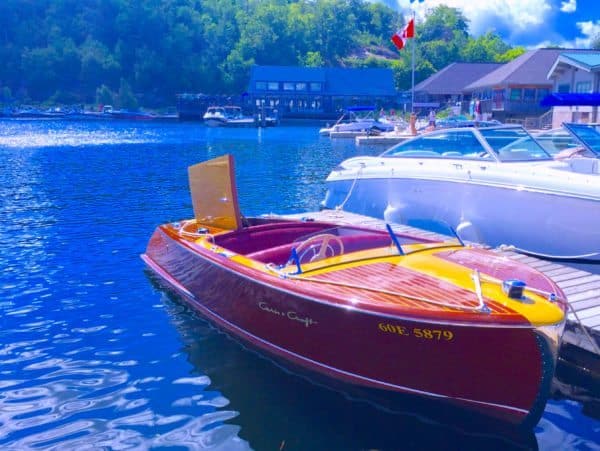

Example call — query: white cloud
[396,0,552,38]
[560,0,577,13]
[529,20,600,48]
[574,20,600,47]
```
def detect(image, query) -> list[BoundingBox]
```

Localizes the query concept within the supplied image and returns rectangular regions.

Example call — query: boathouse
[246,65,398,120]
[463,48,574,122]
[413,62,502,108]
[543,51,600,128]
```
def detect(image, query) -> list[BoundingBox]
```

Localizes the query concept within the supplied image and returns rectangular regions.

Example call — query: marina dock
[328,130,368,139]
[355,132,413,146]
[274,209,599,378]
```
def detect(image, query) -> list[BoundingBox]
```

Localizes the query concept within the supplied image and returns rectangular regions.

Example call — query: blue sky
[374,0,600,48]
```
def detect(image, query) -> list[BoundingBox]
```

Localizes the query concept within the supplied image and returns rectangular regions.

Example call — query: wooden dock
[274,209,600,376]
[328,130,368,139]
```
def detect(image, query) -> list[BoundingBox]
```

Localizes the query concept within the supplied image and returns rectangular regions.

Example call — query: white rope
[498,244,600,261]
[335,164,363,211]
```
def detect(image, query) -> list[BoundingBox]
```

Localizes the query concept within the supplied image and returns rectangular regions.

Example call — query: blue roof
[250,66,326,83]
[248,66,397,96]
[560,52,600,71]
[540,93,600,107]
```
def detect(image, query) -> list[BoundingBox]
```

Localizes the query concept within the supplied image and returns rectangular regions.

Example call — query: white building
[545,52,600,128]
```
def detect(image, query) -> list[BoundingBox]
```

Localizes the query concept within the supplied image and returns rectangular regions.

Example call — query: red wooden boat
[142,155,567,427]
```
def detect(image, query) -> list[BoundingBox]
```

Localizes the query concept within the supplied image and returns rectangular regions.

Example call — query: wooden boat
[142,155,567,428]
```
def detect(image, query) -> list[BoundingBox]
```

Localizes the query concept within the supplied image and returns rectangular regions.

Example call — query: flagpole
[411,11,415,113]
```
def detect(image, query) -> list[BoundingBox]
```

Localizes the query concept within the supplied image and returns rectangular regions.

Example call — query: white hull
[324,159,600,261]
[204,118,227,127]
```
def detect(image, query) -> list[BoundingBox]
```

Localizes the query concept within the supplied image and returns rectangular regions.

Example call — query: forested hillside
[0,0,525,108]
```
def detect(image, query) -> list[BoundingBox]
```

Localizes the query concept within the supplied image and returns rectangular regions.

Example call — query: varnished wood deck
[271,209,600,359]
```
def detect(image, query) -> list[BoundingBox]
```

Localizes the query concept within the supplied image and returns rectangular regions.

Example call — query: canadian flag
[391,18,415,50]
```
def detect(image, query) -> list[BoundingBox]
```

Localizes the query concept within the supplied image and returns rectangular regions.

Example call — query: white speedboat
[203,106,255,127]
[319,106,394,137]
[322,125,600,261]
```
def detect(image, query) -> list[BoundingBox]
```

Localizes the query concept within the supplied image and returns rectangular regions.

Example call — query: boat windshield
[225,107,243,119]
[381,129,492,160]
[478,127,552,162]
[563,123,600,156]
[535,128,581,156]
[290,223,461,265]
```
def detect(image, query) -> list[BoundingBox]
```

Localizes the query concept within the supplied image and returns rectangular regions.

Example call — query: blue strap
[385,224,404,256]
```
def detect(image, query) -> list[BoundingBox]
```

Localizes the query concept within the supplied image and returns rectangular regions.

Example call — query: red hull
[143,226,558,427]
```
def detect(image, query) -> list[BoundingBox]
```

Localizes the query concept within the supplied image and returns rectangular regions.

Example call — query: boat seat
[246,233,394,265]
[246,243,297,265]
[214,222,333,254]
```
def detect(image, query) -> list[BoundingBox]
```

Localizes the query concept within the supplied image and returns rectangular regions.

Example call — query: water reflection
[158,284,538,451]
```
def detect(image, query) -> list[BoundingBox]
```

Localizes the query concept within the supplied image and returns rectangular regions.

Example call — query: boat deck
[271,209,600,364]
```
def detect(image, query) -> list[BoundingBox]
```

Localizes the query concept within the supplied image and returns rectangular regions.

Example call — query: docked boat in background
[430,115,502,130]
[143,154,567,427]
[323,125,600,261]
[319,106,395,137]
[203,106,255,127]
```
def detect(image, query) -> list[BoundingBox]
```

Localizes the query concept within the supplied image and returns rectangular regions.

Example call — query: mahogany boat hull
[142,225,561,427]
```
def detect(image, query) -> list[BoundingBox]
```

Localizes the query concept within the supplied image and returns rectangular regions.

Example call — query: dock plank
[571,306,600,320]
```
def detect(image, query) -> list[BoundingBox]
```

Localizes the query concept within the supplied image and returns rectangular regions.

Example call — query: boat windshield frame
[477,126,553,162]
[563,122,600,156]
[381,125,553,163]
[289,225,461,265]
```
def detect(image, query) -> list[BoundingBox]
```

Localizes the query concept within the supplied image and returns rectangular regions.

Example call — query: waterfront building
[463,48,581,122]
[413,62,502,109]
[544,51,600,127]
[246,65,397,120]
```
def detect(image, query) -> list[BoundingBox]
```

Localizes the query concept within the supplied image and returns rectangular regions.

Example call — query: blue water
[0,119,598,450]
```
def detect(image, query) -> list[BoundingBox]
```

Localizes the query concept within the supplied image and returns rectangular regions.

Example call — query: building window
[310,82,322,91]
[295,83,307,91]
[575,81,592,93]
[510,88,522,101]
[267,82,279,90]
[255,82,266,90]
[283,82,294,91]
[537,88,550,100]
[557,83,570,93]
[523,88,535,102]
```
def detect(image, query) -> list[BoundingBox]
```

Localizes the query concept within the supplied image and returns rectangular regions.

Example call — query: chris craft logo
[258,301,317,328]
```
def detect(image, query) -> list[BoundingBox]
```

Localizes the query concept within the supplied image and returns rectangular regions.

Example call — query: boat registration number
[378,323,454,341]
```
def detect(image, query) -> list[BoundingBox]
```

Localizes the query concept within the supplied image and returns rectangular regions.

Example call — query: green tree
[303,51,325,67]
[496,46,526,62]
[117,78,138,110]
[460,31,510,62]
[96,84,114,106]
[0,0,524,104]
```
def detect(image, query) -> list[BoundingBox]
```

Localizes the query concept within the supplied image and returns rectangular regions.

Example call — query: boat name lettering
[258,302,318,327]
[378,323,454,341]
[287,311,318,328]
[258,301,284,316]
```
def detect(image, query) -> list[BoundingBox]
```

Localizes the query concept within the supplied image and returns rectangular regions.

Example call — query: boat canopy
[540,93,600,107]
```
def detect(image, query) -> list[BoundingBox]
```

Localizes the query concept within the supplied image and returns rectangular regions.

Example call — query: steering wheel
[294,233,344,264]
